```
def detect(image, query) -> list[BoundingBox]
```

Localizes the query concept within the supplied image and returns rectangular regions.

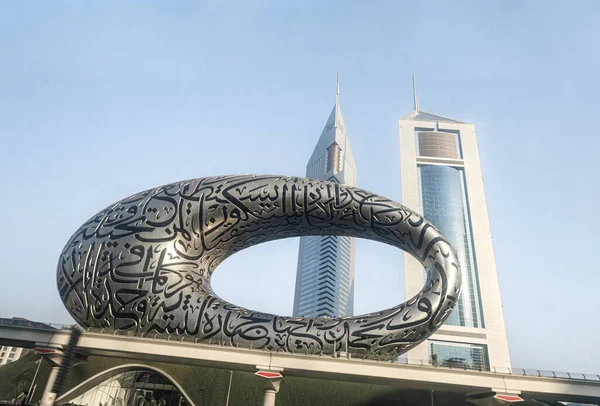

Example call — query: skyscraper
[292,73,357,318]
[399,81,511,370]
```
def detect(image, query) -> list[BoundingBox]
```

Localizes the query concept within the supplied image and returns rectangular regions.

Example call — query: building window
[429,340,490,371]
[326,142,342,173]
[415,128,463,159]
[416,131,461,159]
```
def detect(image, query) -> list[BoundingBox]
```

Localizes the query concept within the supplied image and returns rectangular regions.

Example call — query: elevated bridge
[1,321,599,405]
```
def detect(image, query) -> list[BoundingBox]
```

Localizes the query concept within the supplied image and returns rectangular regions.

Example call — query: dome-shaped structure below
[56,364,195,406]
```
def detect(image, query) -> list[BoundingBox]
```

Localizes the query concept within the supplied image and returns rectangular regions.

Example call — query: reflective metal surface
[57,175,461,356]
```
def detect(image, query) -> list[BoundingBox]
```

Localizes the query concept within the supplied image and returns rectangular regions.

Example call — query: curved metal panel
[57,175,461,355]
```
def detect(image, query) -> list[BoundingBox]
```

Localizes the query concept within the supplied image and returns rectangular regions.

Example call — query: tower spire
[335,69,348,175]
[336,69,341,108]
[412,74,419,111]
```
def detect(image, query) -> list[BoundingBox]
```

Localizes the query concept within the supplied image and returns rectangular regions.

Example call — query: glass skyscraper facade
[414,126,484,328]
[400,110,511,370]
[417,164,484,328]
[294,234,354,317]
[429,340,490,371]
[293,88,357,318]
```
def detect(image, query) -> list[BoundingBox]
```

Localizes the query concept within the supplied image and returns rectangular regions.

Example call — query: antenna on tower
[412,74,419,111]
[336,69,348,178]
[336,69,341,104]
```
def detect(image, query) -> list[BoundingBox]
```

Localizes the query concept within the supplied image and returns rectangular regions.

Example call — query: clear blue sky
[1,1,598,373]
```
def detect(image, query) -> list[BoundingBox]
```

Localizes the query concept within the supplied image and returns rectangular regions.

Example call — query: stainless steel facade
[58,175,461,356]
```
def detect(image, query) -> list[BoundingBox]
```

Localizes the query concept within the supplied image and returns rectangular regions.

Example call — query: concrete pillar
[262,388,277,406]
[255,367,283,406]
[261,379,281,406]
[38,352,64,406]
[39,366,59,406]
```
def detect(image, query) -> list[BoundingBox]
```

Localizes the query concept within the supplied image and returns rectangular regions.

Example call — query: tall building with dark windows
[292,74,357,317]
[399,94,511,370]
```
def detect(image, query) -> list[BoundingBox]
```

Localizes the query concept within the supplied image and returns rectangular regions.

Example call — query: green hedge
[0,353,51,402]
[0,353,468,406]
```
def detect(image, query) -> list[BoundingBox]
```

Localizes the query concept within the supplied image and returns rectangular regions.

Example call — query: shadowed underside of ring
[57,175,461,356]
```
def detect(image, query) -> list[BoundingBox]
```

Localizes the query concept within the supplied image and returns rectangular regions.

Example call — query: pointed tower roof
[306,71,356,185]
[401,110,466,124]
[308,103,356,168]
